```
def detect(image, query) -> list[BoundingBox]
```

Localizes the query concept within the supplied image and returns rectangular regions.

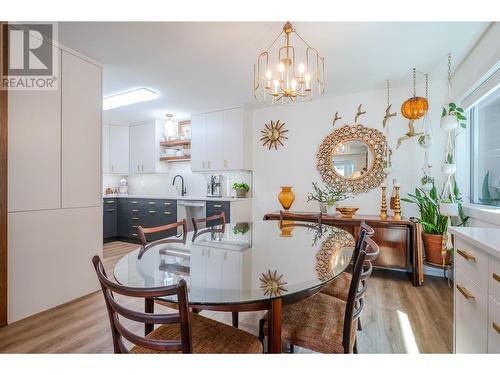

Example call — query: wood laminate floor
[0,241,453,353]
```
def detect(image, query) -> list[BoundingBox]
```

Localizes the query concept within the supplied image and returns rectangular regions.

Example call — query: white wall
[251,80,448,221]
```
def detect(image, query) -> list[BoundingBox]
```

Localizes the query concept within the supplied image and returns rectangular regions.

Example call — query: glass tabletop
[114,220,354,305]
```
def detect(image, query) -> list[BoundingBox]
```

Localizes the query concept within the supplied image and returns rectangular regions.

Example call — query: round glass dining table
[114,220,354,353]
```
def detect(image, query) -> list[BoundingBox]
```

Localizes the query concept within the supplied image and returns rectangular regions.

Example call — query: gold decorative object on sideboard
[260,120,288,150]
[393,183,402,220]
[336,207,359,218]
[380,184,388,220]
[278,186,295,211]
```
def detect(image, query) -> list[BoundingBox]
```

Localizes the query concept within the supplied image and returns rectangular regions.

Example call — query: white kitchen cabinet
[488,297,500,353]
[190,107,252,172]
[108,125,129,174]
[129,121,167,174]
[8,42,61,212]
[61,50,102,208]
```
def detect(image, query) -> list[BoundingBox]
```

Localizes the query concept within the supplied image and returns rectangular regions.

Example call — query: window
[470,84,500,207]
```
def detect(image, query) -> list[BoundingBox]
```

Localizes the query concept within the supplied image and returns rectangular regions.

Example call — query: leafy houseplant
[420,174,434,192]
[307,182,349,215]
[232,182,250,198]
[402,185,451,265]
[441,102,467,130]
[442,152,456,175]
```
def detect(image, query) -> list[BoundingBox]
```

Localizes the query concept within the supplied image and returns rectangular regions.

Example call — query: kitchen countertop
[103,194,252,202]
[449,226,500,258]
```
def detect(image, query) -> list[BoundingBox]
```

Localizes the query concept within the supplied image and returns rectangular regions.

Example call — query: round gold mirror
[317,125,386,194]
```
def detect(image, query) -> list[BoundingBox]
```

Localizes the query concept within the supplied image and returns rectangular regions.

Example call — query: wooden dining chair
[137,219,188,259]
[320,221,375,301]
[192,212,226,232]
[92,256,263,354]
[258,236,380,353]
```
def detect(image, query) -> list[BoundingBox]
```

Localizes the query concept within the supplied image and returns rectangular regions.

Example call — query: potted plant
[442,152,456,175]
[307,182,349,215]
[441,102,467,131]
[420,174,434,192]
[232,182,250,198]
[418,133,433,149]
[439,179,470,221]
[382,159,393,175]
[402,185,451,265]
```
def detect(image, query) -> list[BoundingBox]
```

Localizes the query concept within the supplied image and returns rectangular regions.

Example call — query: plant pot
[421,182,433,192]
[440,114,458,131]
[442,163,456,176]
[318,202,327,213]
[235,189,248,198]
[439,202,459,217]
[422,233,450,265]
[418,134,433,149]
[325,204,337,216]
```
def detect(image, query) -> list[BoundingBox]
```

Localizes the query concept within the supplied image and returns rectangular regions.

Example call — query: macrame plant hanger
[419,73,434,191]
[382,79,396,178]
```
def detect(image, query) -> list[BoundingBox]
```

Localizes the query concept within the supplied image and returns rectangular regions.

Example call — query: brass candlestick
[393,185,402,220]
[380,185,388,220]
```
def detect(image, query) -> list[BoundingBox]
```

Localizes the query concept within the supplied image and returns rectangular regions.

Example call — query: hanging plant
[418,133,433,149]
[441,102,467,130]
[421,173,434,192]
[442,152,456,175]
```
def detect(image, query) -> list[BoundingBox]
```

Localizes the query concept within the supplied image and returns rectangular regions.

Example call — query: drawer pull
[148,210,156,214]
[456,284,475,300]
[457,249,476,262]
[493,322,500,335]
[213,204,222,208]
[148,202,156,205]
[132,217,139,220]
[131,233,138,237]
[106,209,115,212]
[131,201,138,204]
[106,200,115,204]
[164,211,172,215]
[164,202,171,206]
[493,273,500,283]
[132,225,138,229]
[132,209,139,213]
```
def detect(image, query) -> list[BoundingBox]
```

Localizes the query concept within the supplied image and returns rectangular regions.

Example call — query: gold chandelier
[254,21,325,104]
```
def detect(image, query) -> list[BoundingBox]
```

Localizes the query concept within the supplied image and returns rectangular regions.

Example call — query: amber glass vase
[278,186,295,211]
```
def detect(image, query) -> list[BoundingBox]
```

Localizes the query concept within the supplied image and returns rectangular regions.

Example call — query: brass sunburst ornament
[259,270,288,297]
[260,120,288,150]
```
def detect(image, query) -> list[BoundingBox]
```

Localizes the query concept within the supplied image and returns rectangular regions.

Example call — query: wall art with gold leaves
[260,120,288,150]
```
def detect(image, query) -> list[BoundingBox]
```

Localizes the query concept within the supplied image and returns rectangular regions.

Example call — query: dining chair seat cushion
[320,272,351,301]
[263,293,357,353]
[130,313,263,354]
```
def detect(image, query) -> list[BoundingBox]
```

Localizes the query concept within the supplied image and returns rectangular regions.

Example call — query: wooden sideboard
[263,212,423,286]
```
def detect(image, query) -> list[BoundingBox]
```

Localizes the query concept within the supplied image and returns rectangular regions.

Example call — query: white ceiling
[58,22,490,125]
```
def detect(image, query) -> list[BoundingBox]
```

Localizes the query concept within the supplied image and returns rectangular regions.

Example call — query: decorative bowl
[336,207,359,218]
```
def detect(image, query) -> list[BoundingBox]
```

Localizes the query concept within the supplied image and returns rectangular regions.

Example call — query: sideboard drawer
[455,272,488,353]
[455,238,489,291]
[489,255,500,303]
[488,296,500,353]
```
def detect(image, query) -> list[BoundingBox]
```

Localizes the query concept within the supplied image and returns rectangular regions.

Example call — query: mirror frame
[316,124,386,194]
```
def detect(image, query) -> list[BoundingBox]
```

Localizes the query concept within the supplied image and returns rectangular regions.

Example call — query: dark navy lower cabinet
[103,199,117,241]
[205,200,230,227]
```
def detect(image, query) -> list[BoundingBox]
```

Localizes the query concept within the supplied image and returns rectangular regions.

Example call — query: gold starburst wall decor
[260,120,288,150]
[259,270,288,297]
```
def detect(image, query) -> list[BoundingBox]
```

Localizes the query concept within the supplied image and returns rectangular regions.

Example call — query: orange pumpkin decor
[401,96,429,120]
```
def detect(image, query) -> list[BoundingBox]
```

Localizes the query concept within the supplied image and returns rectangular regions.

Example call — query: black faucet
[172,174,187,196]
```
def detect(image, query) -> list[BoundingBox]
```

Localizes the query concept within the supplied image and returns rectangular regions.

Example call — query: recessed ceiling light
[103,88,159,110]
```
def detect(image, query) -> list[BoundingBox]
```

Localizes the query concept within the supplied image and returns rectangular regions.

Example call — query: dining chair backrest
[192,212,226,232]
[137,219,188,259]
[350,220,375,266]
[279,210,322,228]
[342,236,379,353]
[92,256,192,354]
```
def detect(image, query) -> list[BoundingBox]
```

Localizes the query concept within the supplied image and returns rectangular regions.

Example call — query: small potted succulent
[232,182,250,198]
[441,102,467,131]
[442,152,456,175]
[420,174,434,192]
[307,182,349,215]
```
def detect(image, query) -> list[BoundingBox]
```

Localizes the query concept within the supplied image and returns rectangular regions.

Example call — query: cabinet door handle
[111,164,114,172]
[457,249,476,262]
[132,225,138,229]
[106,209,115,212]
[213,204,222,208]
[132,217,139,220]
[141,164,144,172]
[131,201,138,204]
[207,160,211,169]
[106,200,115,204]
[148,202,156,205]
[148,210,156,214]
[164,202,171,206]
[202,161,205,169]
[137,164,140,172]
[493,273,500,283]
[131,233,138,237]
[493,322,500,335]
[164,211,172,215]
[132,209,139,213]
[224,159,228,168]
[456,284,475,300]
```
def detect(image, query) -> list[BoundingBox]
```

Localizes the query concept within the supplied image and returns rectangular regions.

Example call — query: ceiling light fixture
[103,88,158,110]
[254,21,325,105]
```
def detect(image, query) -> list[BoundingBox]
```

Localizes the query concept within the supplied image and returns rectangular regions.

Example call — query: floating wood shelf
[160,156,191,162]
[160,140,191,147]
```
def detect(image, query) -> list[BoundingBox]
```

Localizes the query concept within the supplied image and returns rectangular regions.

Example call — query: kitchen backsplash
[103,162,252,198]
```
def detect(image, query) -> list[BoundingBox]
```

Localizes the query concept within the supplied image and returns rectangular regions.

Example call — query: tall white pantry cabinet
[7,34,103,322]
